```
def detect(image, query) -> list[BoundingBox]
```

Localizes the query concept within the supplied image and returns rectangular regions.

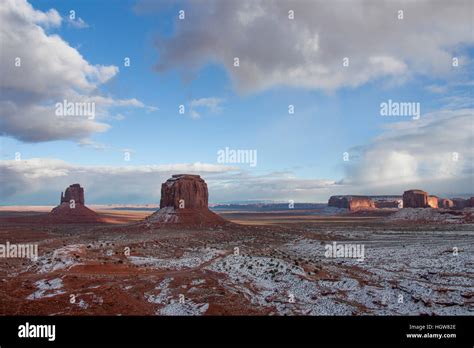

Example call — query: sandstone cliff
[146,174,230,228]
[328,195,375,211]
[402,190,428,208]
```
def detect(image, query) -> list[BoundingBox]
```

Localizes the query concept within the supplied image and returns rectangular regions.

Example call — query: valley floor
[0,209,472,315]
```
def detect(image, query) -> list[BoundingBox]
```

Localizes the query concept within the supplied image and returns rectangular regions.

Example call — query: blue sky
[0,0,472,204]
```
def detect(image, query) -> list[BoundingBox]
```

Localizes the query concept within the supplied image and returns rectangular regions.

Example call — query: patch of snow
[27,278,65,300]
[191,279,206,286]
[77,299,89,309]
[145,278,173,304]
[33,244,85,273]
[147,207,178,223]
[145,277,208,315]
[129,248,223,270]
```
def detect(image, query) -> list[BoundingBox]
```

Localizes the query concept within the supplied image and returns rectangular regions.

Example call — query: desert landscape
[0,175,472,316]
[1,3,473,339]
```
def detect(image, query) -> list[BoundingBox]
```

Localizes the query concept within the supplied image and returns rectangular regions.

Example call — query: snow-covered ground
[145,277,209,315]
[31,244,85,273]
[287,232,472,315]
[387,208,470,223]
[206,254,355,315]
[5,216,471,316]
[205,229,473,315]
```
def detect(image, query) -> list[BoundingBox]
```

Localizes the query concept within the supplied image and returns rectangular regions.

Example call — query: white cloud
[3,0,62,27]
[0,0,155,143]
[78,138,108,151]
[0,159,240,204]
[1,132,472,203]
[66,16,89,29]
[425,85,448,94]
[0,157,341,204]
[188,97,223,119]
[342,108,474,195]
[152,0,472,93]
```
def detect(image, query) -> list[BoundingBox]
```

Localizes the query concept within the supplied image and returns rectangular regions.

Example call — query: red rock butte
[61,183,85,205]
[145,174,230,228]
[160,174,208,209]
[328,195,375,211]
[403,189,429,208]
[48,184,101,223]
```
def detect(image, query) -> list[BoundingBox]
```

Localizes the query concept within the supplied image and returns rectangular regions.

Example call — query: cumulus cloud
[3,0,62,27]
[342,108,474,195]
[0,0,155,143]
[151,0,472,93]
[1,141,471,204]
[0,156,341,204]
[188,97,223,119]
[0,159,241,204]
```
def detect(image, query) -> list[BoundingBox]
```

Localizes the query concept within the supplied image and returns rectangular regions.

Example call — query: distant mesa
[48,184,102,223]
[329,190,473,211]
[452,197,470,209]
[145,174,230,228]
[438,198,454,209]
[328,195,375,211]
[402,189,428,208]
[427,195,439,209]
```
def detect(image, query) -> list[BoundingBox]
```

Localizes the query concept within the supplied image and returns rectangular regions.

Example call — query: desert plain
[0,205,472,316]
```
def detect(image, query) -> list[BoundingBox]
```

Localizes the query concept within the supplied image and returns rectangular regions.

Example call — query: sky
[0,0,473,205]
